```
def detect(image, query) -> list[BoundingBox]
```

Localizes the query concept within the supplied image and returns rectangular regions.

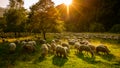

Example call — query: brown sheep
[96,45,110,55]
[41,44,49,57]
[79,45,94,57]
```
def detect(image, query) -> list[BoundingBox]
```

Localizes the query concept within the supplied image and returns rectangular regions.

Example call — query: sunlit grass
[0,34,120,68]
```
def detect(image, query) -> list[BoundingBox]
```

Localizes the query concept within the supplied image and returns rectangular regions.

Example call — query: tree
[110,24,120,33]
[29,0,64,40]
[4,0,27,37]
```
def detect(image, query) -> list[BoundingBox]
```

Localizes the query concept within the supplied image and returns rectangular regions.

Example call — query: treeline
[0,0,120,34]
[56,0,120,33]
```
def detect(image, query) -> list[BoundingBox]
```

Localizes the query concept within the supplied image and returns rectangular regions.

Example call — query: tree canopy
[28,0,64,39]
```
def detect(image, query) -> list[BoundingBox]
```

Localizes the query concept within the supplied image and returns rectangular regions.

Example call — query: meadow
[0,33,120,68]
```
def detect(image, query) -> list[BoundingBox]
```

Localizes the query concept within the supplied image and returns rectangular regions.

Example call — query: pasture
[0,33,120,68]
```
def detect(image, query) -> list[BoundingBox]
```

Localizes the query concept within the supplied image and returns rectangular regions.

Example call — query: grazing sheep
[74,43,81,53]
[56,45,62,56]
[68,40,76,45]
[9,43,16,53]
[80,40,90,45]
[41,44,49,57]
[21,41,27,46]
[39,39,46,44]
[22,42,36,53]
[46,43,51,52]
[88,44,96,52]
[50,42,57,53]
[28,41,36,46]
[61,43,70,53]
[14,39,21,44]
[96,45,110,55]
[61,43,70,49]
[56,45,68,57]
[79,45,94,57]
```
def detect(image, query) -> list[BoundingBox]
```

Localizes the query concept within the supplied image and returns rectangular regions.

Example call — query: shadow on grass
[33,56,47,64]
[52,56,68,67]
[98,53,116,61]
[0,42,38,68]
[75,53,98,64]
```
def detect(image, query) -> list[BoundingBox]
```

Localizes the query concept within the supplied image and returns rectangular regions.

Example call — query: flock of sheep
[7,33,113,59]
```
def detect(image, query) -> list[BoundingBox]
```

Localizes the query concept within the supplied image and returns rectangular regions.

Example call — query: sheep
[61,42,70,53]
[88,44,96,52]
[79,40,90,45]
[68,40,76,45]
[28,41,36,46]
[9,43,16,53]
[21,41,27,46]
[74,43,81,53]
[14,39,21,45]
[79,45,94,57]
[46,43,51,52]
[61,42,70,49]
[39,39,46,44]
[22,42,36,53]
[41,44,49,57]
[96,45,110,55]
[56,45,69,58]
[56,45,62,56]
[50,42,57,53]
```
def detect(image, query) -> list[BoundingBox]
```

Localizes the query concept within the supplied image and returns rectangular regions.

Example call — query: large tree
[29,0,64,40]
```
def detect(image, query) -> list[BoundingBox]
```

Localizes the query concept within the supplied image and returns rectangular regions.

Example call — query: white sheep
[28,41,36,46]
[9,43,16,53]
[56,45,69,58]
[74,42,81,53]
[41,44,49,57]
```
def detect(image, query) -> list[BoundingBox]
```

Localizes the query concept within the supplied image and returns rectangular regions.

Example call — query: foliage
[89,23,105,32]
[109,24,120,33]
[56,0,120,32]
[4,8,27,32]
[28,0,64,39]
[0,17,6,32]
[3,0,27,33]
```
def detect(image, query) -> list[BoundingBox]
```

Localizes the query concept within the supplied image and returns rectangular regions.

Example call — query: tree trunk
[15,32,17,38]
[42,31,46,40]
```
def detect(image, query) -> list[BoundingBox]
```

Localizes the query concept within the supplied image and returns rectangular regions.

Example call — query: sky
[0,0,65,9]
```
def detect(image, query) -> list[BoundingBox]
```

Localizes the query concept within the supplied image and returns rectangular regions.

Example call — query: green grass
[0,38,120,68]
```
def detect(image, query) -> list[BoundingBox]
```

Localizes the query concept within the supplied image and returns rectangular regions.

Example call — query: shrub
[109,24,120,33]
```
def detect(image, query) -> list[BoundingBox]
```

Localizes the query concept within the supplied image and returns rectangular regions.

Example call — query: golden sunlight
[63,0,72,6]
[64,0,72,18]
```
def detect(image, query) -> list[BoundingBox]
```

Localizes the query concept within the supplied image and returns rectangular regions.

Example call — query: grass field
[0,34,120,68]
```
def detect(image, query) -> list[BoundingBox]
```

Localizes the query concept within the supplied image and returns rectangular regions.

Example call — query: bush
[89,23,105,32]
[109,24,120,33]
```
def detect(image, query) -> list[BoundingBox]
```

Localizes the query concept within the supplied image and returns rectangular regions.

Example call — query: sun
[63,0,72,6]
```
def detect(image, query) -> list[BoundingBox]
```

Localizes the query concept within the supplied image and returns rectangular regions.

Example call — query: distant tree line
[0,0,120,35]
